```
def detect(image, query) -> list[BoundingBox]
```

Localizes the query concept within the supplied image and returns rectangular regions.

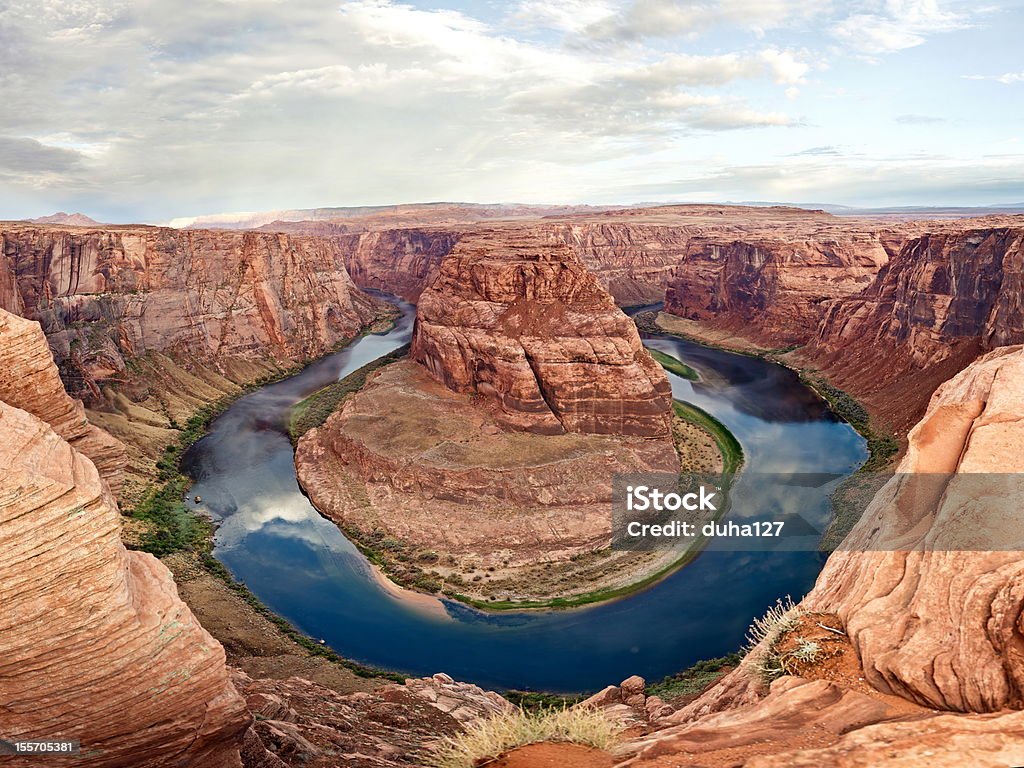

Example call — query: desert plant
[789,637,822,664]
[744,596,803,683]
[425,706,620,768]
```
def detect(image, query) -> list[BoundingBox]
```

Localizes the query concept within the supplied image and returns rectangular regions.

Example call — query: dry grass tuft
[425,706,620,768]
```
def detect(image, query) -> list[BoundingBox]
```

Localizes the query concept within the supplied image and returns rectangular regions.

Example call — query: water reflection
[183,297,867,693]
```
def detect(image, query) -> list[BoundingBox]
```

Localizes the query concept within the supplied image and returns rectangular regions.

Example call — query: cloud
[617,153,1024,206]
[509,0,617,33]
[580,0,822,42]
[0,136,84,173]
[962,72,1024,84]
[831,1,973,56]
[789,145,842,155]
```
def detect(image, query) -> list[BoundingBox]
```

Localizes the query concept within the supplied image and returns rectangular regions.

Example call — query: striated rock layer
[411,228,673,438]
[0,406,248,766]
[803,227,1024,433]
[622,345,1024,766]
[664,233,893,346]
[0,224,386,400]
[0,310,125,497]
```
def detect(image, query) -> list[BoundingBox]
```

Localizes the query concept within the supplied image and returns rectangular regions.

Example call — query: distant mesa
[29,211,101,226]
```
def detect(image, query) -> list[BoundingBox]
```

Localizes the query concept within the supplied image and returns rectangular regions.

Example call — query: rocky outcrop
[0,225,386,400]
[236,671,511,768]
[0,400,248,767]
[664,233,894,346]
[411,228,673,438]
[804,227,1024,432]
[0,309,125,497]
[621,345,1024,765]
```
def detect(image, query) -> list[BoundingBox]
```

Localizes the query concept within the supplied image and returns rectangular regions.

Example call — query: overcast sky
[2,0,1023,222]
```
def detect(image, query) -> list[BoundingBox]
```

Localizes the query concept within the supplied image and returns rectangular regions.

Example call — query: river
[182,296,866,693]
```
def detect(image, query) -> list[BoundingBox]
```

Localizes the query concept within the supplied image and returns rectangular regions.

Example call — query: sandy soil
[484,743,615,768]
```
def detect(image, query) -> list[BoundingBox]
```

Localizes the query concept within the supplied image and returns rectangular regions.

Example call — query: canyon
[2,204,1024,766]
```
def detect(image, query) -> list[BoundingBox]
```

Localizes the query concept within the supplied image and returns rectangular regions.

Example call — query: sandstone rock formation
[0,404,248,767]
[665,234,892,346]
[411,228,673,437]
[0,225,386,400]
[619,344,1024,765]
[0,309,125,497]
[804,227,1024,432]
[237,671,511,768]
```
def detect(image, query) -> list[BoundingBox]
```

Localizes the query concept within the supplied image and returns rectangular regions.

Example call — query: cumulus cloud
[580,0,822,42]
[831,0,974,56]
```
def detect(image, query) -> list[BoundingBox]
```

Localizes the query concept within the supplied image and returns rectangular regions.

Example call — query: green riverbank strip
[671,399,744,476]
[649,348,699,380]
[126,321,407,684]
[289,343,411,441]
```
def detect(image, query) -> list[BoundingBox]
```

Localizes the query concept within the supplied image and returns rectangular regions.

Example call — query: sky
[1,0,1023,223]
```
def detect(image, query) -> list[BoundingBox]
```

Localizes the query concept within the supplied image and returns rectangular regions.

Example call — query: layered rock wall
[804,227,1024,431]
[410,229,673,437]
[664,234,894,345]
[0,309,248,767]
[0,310,125,496]
[0,225,385,400]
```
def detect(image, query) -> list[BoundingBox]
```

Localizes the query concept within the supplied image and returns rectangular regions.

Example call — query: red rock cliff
[804,226,1024,431]
[0,224,386,400]
[410,229,673,438]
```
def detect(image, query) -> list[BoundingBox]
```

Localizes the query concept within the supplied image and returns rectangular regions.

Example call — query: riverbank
[639,310,897,549]
[95,309,405,694]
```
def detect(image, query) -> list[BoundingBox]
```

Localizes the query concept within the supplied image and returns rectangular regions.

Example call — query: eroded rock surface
[0,224,386,400]
[236,671,512,768]
[804,227,1024,432]
[411,228,673,437]
[0,309,125,496]
[0,402,248,767]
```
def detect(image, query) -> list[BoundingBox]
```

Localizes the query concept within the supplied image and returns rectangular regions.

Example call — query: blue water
[182,299,866,693]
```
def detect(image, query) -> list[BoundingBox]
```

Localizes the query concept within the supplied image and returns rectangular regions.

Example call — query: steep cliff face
[623,346,1024,766]
[0,225,386,400]
[0,310,125,497]
[338,228,458,301]
[664,233,894,346]
[0,312,248,767]
[411,228,673,438]
[805,227,1024,431]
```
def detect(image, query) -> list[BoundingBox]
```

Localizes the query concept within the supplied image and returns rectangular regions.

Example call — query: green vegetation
[122,316,407,684]
[672,400,744,476]
[503,691,585,712]
[647,652,743,702]
[288,344,410,441]
[650,348,699,381]
[426,706,620,768]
